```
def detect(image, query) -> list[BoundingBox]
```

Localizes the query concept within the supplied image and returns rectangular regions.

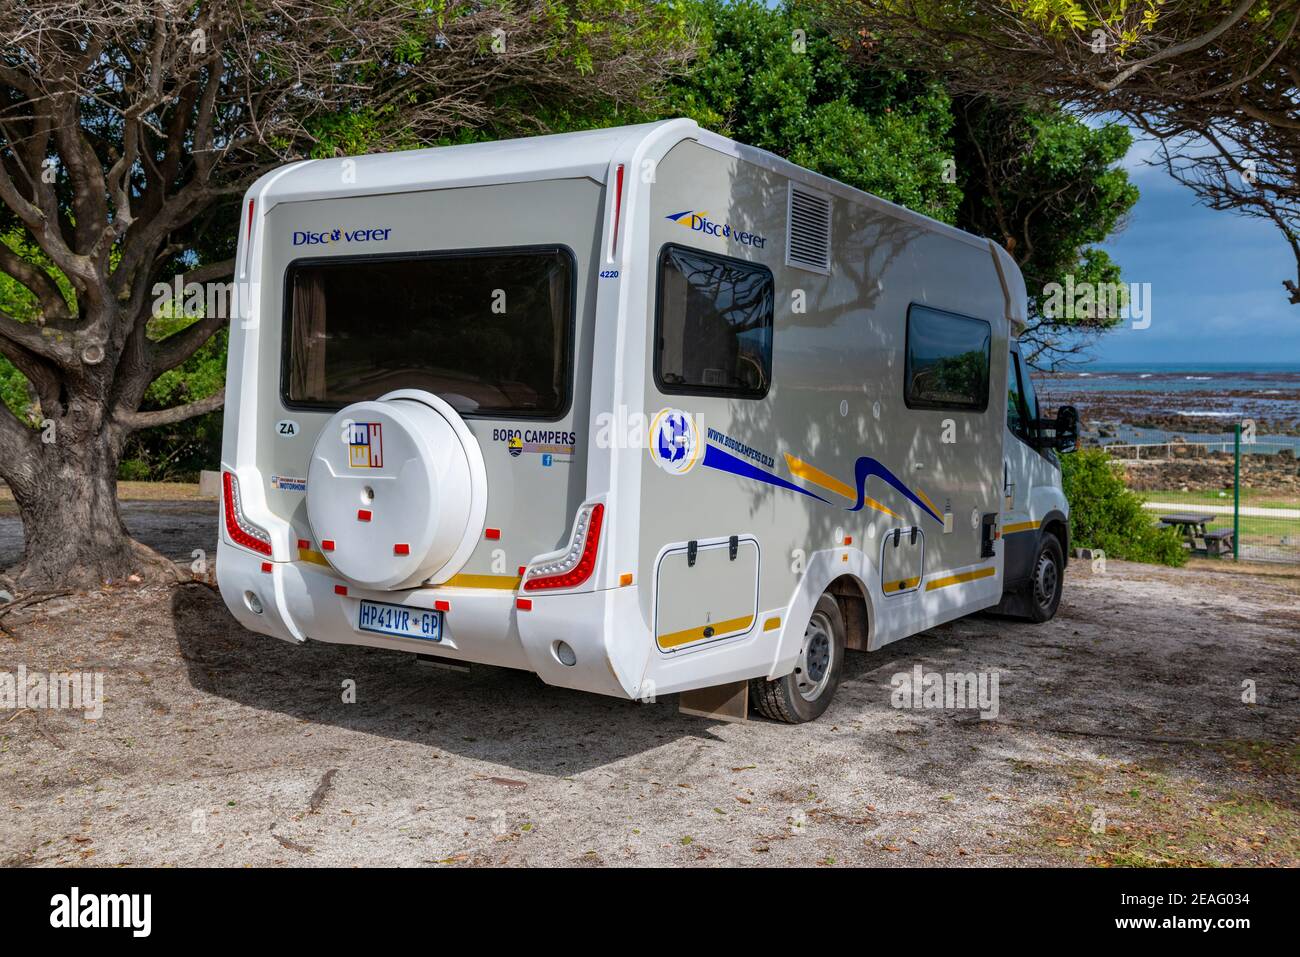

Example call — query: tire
[1026,533,1065,623]
[750,594,846,723]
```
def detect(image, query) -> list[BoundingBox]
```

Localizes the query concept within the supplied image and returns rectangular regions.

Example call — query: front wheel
[1027,534,1065,623]
[750,594,846,723]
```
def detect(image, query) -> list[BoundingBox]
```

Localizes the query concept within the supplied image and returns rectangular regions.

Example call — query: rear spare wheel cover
[306,391,486,590]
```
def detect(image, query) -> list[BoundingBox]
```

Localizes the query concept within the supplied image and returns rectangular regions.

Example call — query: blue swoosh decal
[847,456,942,522]
[702,444,829,503]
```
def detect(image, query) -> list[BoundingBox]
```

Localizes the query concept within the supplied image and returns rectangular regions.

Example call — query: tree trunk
[3,424,179,591]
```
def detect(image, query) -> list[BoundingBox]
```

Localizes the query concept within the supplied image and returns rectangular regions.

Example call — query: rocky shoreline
[1035,387,1300,437]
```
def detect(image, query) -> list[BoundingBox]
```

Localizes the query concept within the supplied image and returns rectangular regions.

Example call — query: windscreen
[283,246,573,416]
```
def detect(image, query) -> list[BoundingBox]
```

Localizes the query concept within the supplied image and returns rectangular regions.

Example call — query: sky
[1085,128,1300,368]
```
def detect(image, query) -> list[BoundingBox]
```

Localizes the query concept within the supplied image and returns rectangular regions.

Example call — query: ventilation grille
[786,185,831,274]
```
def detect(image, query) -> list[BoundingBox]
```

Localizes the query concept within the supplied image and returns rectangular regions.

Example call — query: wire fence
[1093,427,1300,564]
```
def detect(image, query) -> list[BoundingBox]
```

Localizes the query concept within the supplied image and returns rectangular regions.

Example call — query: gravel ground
[1,526,1296,867]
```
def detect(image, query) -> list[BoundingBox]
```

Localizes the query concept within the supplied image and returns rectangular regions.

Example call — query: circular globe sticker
[648,408,701,476]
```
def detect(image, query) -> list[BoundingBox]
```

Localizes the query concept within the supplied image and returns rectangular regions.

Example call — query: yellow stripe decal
[658,614,755,650]
[925,567,996,591]
[915,488,940,516]
[763,616,782,632]
[1003,520,1041,535]
[439,574,522,590]
[883,576,920,593]
[784,453,855,499]
[298,551,521,591]
[862,497,902,519]
[783,454,903,518]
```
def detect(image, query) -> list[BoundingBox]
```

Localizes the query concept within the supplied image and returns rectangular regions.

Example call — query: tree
[836,0,1300,305]
[951,99,1138,365]
[0,0,693,590]
[656,1,1138,364]
[664,0,963,223]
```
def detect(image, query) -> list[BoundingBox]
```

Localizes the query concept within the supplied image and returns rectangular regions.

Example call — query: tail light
[223,471,272,556]
[523,503,604,592]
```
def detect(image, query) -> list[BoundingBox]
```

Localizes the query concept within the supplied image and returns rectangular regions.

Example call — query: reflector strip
[434,600,450,612]
[334,584,348,596]
[357,509,372,522]
[321,540,336,552]
[260,562,272,573]
[484,528,501,540]
[394,543,410,556]
[516,598,532,611]
[610,164,625,259]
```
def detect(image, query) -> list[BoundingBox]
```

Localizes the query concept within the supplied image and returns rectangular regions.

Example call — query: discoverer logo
[666,209,767,248]
[292,226,392,246]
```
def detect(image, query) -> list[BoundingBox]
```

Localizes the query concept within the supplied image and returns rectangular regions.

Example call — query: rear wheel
[1026,534,1065,623]
[750,594,845,723]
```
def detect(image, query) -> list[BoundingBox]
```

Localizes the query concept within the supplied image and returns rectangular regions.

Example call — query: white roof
[251,117,995,258]
[253,121,676,205]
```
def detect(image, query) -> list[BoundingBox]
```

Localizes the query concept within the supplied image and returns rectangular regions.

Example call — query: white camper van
[217,119,1078,723]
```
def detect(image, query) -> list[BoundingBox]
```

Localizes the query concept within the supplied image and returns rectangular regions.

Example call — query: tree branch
[115,388,225,431]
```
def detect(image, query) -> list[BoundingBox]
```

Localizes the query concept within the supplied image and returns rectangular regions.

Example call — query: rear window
[654,244,774,398]
[282,246,574,417]
[903,304,991,411]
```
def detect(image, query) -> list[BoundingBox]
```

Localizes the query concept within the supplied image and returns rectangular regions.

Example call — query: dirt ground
[0,516,1296,866]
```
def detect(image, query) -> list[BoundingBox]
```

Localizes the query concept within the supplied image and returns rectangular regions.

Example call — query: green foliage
[1061,449,1186,566]
[952,100,1139,348]
[0,229,76,424]
[659,0,962,222]
[118,324,227,483]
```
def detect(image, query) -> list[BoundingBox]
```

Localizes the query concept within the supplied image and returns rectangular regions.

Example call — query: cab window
[1008,348,1041,445]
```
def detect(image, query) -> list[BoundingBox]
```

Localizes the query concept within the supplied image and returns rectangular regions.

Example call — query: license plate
[357,600,442,642]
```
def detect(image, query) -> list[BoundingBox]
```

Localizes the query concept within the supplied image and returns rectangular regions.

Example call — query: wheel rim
[795,611,834,702]
[1033,551,1059,611]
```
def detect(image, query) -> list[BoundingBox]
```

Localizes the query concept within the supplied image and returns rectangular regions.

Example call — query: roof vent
[786,184,831,274]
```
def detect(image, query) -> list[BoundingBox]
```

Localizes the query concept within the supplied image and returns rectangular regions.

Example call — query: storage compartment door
[881,526,925,595]
[655,537,759,652]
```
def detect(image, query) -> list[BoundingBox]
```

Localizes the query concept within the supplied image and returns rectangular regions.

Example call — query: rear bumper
[216,542,635,698]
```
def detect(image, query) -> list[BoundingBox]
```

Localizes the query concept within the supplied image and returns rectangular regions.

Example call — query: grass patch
[1031,750,1299,867]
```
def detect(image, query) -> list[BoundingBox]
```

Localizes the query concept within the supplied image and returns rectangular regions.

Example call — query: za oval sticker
[276,419,300,438]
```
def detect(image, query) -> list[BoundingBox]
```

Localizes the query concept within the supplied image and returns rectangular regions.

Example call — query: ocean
[1035,362,1300,450]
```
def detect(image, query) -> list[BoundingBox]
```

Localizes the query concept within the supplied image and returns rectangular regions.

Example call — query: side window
[655,244,774,398]
[1007,352,1027,438]
[903,304,991,411]
[1008,349,1043,446]
[1019,351,1041,422]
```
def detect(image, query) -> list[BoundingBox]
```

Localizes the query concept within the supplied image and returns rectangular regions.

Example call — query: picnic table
[1158,512,1235,556]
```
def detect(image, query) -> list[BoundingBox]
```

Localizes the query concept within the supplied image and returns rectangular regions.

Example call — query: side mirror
[1053,405,1079,453]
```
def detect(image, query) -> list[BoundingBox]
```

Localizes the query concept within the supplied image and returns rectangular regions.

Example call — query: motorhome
[217,119,1078,723]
